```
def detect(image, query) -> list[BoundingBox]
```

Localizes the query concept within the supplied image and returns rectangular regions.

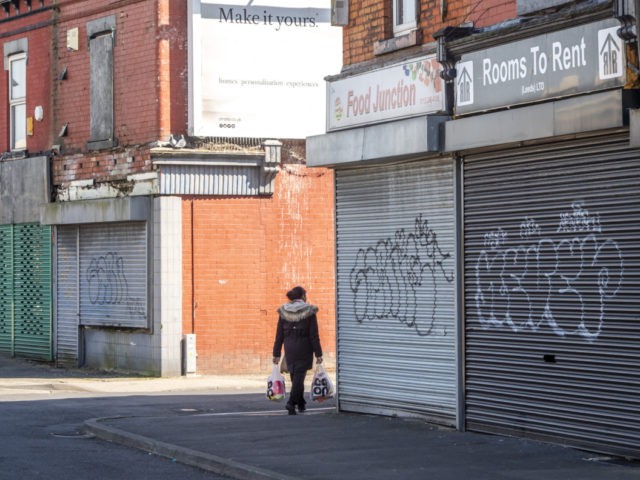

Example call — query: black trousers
[287,361,308,408]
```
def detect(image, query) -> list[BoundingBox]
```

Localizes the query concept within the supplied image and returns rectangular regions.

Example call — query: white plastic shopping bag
[266,363,286,401]
[310,364,334,402]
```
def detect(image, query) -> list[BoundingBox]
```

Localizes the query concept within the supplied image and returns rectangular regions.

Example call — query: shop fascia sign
[327,54,445,131]
[455,18,626,115]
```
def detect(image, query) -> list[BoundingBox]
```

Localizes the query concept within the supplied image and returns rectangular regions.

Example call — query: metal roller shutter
[0,224,53,360]
[0,225,13,354]
[56,226,79,367]
[463,135,640,458]
[335,158,457,424]
[79,222,148,329]
[13,224,52,360]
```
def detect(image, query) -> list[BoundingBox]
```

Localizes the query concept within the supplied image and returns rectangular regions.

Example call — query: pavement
[2,354,639,480]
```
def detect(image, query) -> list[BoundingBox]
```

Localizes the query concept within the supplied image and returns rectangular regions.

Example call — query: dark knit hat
[286,286,306,301]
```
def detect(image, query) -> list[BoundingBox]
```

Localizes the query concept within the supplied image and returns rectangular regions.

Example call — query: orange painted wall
[182,163,336,374]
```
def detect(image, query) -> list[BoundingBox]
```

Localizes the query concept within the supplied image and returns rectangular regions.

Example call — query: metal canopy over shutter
[160,164,262,195]
[335,158,457,425]
[463,135,640,458]
[79,222,148,329]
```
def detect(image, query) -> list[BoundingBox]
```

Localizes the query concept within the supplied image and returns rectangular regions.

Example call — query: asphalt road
[0,389,277,479]
[0,354,272,479]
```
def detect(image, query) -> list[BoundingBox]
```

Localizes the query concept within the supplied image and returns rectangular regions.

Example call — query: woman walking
[272,286,323,415]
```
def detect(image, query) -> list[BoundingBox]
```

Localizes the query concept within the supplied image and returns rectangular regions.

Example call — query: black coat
[272,302,323,371]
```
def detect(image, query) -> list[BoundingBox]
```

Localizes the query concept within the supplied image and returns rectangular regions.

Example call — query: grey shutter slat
[0,225,13,354]
[463,135,640,458]
[335,158,457,425]
[56,226,79,368]
[79,222,148,328]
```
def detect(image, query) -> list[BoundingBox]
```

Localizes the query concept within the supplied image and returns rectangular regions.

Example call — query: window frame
[393,0,417,36]
[8,52,27,151]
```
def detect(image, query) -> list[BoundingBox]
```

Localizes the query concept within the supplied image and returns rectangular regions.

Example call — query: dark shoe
[298,404,306,413]
[286,404,296,415]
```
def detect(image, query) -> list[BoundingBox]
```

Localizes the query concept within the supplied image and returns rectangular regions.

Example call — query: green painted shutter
[0,224,52,360]
[13,225,52,360]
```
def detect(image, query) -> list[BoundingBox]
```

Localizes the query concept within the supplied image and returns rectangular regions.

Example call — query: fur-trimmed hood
[278,300,319,322]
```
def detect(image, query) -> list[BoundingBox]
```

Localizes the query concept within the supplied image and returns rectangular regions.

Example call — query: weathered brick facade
[52,0,177,184]
[342,0,516,66]
[0,2,54,153]
[1,0,336,375]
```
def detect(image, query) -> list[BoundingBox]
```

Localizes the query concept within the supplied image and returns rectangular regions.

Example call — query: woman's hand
[316,356,323,364]
[273,357,280,364]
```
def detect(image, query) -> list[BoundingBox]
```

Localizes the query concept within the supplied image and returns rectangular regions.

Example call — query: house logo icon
[456,61,474,106]
[598,27,623,80]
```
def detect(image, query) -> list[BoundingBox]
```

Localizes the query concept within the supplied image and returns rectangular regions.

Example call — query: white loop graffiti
[349,214,454,336]
[474,203,623,342]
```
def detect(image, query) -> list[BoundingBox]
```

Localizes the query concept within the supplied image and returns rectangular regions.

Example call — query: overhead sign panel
[189,1,342,138]
[327,55,444,131]
[455,19,626,115]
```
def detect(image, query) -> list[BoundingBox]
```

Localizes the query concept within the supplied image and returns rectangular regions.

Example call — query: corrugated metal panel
[0,225,13,354]
[463,135,640,458]
[79,222,148,328]
[56,226,79,368]
[160,165,262,195]
[335,158,457,425]
[13,224,52,360]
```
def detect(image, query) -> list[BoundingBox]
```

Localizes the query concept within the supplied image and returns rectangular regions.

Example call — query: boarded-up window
[87,16,116,150]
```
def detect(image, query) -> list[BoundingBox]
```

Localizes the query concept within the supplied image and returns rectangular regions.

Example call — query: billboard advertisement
[189,0,343,138]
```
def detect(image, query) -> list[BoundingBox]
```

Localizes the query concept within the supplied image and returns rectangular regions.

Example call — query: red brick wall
[447,0,516,28]
[56,0,158,152]
[0,5,54,152]
[182,163,336,374]
[51,147,153,185]
[343,0,517,66]
[158,0,188,137]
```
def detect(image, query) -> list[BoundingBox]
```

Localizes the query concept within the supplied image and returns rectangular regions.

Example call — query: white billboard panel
[190,1,343,138]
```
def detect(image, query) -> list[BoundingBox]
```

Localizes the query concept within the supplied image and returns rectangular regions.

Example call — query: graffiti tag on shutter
[474,202,623,341]
[349,214,454,336]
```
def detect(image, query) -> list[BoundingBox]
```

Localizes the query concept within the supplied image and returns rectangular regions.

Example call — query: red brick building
[1,0,338,375]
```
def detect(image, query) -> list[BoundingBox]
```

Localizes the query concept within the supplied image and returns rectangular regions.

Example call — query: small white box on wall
[183,334,197,376]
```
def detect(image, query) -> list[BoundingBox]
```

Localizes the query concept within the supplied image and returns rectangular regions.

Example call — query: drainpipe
[635,0,640,61]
